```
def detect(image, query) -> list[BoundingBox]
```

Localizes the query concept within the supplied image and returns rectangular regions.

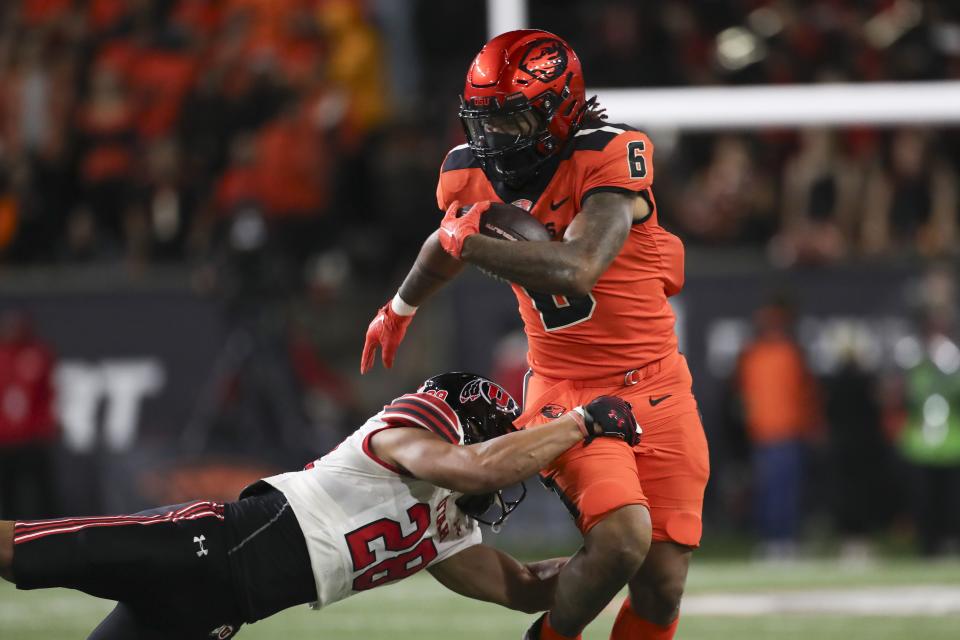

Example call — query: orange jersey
[437,124,684,380]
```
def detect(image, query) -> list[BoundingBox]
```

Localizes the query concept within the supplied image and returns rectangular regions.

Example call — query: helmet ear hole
[460,417,485,445]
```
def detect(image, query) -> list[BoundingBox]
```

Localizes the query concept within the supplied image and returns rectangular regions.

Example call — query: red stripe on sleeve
[382,394,460,443]
[413,393,461,430]
[382,404,457,443]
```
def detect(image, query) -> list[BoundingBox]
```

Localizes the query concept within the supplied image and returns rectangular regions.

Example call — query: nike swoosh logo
[549,197,569,211]
[648,394,672,407]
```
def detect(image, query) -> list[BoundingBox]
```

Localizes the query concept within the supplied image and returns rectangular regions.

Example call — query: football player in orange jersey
[361,30,709,640]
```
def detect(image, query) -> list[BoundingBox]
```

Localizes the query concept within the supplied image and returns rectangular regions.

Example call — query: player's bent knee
[649,577,685,624]
[587,504,652,574]
[608,541,649,577]
[631,574,686,625]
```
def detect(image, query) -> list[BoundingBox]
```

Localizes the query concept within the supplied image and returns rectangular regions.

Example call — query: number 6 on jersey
[523,288,597,331]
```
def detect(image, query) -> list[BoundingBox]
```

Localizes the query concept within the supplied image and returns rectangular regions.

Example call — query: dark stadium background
[1,0,959,564]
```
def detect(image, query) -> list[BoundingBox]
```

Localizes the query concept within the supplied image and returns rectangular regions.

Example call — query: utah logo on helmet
[459,378,519,416]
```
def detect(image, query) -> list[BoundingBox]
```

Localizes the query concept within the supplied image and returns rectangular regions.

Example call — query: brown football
[475,202,551,242]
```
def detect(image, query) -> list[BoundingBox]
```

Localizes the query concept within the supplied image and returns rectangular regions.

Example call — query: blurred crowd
[724,268,960,559]
[537,0,960,262]
[0,1,959,274]
[0,0,395,275]
[663,120,960,264]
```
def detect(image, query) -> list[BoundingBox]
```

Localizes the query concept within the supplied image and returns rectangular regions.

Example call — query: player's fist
[439,200,490,258]
[360,302,414,374]
[582,396,641,446]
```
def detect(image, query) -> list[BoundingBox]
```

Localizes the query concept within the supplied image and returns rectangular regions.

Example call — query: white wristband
[569,406,590,438]
[391,293,418,316]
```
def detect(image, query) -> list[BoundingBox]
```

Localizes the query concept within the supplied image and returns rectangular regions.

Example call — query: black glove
[580,396,642,446]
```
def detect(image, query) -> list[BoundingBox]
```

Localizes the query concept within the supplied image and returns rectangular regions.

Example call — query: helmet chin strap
[488,492,509,534]
[488,142,554,187]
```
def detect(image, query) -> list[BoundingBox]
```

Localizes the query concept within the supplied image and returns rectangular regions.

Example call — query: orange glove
[439,200,490,258]
[360,301,414,373]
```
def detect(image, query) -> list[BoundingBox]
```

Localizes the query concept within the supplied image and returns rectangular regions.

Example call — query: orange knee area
[657,510,703,548]
[578,480,650,535]
[529,374,709,546]
[610,598,680,640]
[544,439,649,534]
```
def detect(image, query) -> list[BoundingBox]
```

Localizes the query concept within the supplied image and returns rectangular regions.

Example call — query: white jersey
[262,392,481,609]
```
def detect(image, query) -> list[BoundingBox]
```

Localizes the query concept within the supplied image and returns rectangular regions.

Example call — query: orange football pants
[519,351,709,546]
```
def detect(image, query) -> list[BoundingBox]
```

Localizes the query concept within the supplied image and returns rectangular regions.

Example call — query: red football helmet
[459,30,590,186]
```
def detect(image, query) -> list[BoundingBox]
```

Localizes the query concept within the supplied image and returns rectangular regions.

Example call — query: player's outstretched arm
[372,414,585,493]
[398,230,466,307]
[456,191,648,296]
[427,544,567,613]
[371,397,640,494]
[360,231,464,373]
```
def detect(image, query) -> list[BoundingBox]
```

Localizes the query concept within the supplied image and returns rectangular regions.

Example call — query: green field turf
[2,560,959,639]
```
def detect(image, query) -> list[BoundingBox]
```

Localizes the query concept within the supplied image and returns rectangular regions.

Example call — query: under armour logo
[209,624,235,639]
[210,624,236,640]
[194,535,209,557]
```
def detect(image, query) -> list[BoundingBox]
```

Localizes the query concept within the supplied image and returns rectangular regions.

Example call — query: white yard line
[676,586,960,617]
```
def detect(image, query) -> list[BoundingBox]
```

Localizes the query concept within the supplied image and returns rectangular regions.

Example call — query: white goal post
[592,82,960,130]
[486,0,960,130]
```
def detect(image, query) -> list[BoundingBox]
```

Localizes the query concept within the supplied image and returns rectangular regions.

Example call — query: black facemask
[455,483,527,533]
[460,102,555,187]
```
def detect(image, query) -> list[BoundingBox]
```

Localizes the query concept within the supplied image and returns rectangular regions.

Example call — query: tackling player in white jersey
[0,372,640,639]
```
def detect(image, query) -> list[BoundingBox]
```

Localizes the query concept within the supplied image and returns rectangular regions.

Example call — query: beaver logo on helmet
[519,38,568,83]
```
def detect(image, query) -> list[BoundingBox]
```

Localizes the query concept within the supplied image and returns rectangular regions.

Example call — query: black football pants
[12,486,316,639]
